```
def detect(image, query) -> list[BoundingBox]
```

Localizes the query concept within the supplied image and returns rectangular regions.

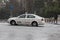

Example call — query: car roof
[25,14,43,18]
[21,13,44,18]
[24,13,41,16]
[25,13,35,15]
[21,13,36,16]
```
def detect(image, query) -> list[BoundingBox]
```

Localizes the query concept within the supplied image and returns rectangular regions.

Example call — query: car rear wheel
[10,20,16,25]
[32,21,38,26]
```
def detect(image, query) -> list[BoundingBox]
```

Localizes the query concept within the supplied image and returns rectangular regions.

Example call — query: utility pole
[25,0,27,12]
[33,0,36,14]
[9,4,14,17]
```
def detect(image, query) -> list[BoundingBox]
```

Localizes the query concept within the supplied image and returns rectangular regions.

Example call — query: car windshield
[18,14,26,18]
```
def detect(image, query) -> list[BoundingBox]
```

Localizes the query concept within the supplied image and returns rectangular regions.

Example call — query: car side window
[27,15,35,18]
[19,15,26,18]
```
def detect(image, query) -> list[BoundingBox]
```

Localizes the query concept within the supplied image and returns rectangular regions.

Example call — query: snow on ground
[0,22,60,40]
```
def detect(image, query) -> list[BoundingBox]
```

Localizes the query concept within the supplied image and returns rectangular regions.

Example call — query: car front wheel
[10,20,16,25]
[31,21,38,26]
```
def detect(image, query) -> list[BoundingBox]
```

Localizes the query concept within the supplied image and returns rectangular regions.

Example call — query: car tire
[10,20,16,25]
[31,21,38,26]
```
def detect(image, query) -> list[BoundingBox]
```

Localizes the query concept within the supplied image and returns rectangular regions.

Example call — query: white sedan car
[8,14,45,26]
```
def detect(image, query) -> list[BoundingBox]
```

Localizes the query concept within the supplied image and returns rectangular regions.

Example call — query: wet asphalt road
[0,23,60,40]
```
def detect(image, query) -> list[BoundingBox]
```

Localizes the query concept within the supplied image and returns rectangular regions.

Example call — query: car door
[26,14,35,24]
[17,14,26,24]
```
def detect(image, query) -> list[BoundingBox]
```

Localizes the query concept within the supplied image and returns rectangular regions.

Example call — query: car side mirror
[17,16,20,18]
